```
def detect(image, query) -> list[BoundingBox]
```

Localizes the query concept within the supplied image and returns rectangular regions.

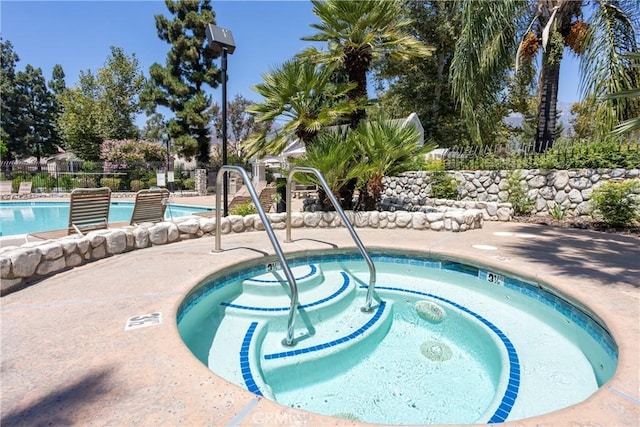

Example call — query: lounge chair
[0,181,13,196]
[68,187,112,235]
[130,188,170,225]
[17,181,32,197]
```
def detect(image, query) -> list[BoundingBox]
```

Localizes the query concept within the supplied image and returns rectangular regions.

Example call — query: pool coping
[1,222,638,426]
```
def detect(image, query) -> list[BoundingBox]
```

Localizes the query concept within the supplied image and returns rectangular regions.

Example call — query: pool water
[270,298,503,424]
[0,201,211,236]
[178,251,617,425]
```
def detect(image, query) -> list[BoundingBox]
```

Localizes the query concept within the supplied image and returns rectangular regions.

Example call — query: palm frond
[580,0,639,123]
[451,0,526,143]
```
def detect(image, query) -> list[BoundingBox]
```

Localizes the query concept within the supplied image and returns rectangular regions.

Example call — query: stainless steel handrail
[214,166,299,346]
[284,166,377,312]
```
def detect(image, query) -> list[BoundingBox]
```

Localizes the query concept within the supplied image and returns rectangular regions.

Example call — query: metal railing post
[213,165,300,346]
[285,167,377,312]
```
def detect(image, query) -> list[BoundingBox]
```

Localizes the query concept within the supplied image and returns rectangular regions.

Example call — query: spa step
[223,269,356,318]
[257,298,393,392]
[207,318,276,399]
[241,264,324,297]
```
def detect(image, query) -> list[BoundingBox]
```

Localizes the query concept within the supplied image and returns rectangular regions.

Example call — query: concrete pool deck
[1,206,639,425]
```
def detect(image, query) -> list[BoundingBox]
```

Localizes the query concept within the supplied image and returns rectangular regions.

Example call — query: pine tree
[142,0,220,166]
[49,64,66,95]
[1,39,21,159]
[48,64,66,150]
[14,65,58,162]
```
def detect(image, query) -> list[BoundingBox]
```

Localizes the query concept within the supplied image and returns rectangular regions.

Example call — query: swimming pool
[0,201,212,236]
[178,249,617,425]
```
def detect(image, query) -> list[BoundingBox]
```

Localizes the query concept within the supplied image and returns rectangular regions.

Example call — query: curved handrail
[285,166,377,312]
[214,166,299,346]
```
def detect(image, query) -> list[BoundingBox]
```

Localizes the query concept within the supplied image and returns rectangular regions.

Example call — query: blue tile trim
[221,272,350,312]
[179,253,616,363]
[501,280,618,360]
[371,285,519,423]
[244,265,318,283]
[263,301,387,360]
[240,322,263,396]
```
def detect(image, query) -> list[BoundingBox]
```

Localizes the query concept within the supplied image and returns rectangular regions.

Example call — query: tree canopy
[1,39,62,161]
[452,0,639,151]
[142,0,220,165]
[300,0,435,128]
[245,59,357,157]
[57,47,145,160]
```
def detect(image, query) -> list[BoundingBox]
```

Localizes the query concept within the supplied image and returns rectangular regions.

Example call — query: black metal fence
[0,161,198,193]
[440,140,640,171]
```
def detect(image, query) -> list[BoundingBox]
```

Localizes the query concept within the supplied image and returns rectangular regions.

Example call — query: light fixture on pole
[206,24,236,217]
[162,132,171,191]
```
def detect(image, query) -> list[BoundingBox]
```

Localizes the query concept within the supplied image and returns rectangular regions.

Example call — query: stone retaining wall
[383,168,640,216]
[0,208,483,295]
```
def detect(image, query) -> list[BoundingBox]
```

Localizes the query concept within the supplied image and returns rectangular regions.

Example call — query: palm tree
[349,115,436,210]
[300,0,435,128]
[606,52,640,136]
[452,0,639,152]
[244,59,356,158]
[290,128,359,210]
[292,115,435,211]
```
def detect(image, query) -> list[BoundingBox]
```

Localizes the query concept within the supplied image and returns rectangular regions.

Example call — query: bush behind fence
[0,161,198,193]
[442,140,640,170]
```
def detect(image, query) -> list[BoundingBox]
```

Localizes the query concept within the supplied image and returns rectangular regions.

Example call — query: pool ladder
[214,166,377,347]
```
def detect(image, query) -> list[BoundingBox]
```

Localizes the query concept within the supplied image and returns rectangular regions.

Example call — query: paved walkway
[1,221,639,426]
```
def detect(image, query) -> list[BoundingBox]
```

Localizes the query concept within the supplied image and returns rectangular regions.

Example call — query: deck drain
[125,312,162,330]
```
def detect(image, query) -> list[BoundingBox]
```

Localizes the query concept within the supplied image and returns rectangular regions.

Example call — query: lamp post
[162,133,170,172]
[162,132,171,191]
[30,126,41,172]
[206,24,236,217]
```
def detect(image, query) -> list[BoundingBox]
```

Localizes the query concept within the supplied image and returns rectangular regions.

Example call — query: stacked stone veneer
[0,209,483,295]
[383,168,640,216]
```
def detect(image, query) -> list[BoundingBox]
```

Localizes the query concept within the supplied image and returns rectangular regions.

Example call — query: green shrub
[229,201,258,216]
[183,178,195,190]
[81,161,100,172]
[34,173,56,191]
[590,179,640,227]
[58,174,75,191]
[73,174,98,189]
[130,179,145,191]
[506,171,534,215]
[101,177,121,191]
[147,177,157,187]
[10,177,22,192]
[450,141,640,171]
[549,203,566,220]
[429,171,458,199]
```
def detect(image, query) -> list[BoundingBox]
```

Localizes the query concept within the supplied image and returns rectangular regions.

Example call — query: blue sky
[1,0,583,126]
